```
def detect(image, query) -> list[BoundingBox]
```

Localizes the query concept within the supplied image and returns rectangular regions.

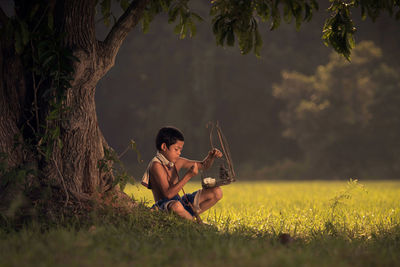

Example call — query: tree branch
[0,6,9,27]
[99,0,150,68]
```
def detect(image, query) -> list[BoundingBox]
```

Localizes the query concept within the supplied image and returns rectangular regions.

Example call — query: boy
[142,126,223,221]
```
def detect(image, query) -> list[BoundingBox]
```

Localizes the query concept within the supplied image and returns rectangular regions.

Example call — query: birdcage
[201,122,236,189]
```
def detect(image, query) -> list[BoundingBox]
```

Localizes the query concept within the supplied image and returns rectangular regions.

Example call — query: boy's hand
[187,162,198,177]
[209,148,223,158]
[200,149,222,171]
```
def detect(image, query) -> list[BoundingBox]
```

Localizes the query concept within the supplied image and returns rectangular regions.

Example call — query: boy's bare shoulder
[149,161,166,176]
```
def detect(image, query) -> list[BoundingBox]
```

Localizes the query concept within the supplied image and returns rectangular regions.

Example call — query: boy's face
[161,140,184,163]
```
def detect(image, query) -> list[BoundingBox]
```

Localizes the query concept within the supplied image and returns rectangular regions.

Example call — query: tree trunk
[0,0,148,219]
[47,52,114,200]
[45,0,109,200]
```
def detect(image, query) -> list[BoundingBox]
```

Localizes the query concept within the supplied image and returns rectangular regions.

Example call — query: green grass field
[126,180,400,238]
[1,180,399,266]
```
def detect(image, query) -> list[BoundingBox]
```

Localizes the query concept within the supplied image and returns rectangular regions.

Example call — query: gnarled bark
[0,0,149,217]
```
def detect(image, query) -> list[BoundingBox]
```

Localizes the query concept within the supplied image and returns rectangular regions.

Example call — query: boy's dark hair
[156,126,184,150]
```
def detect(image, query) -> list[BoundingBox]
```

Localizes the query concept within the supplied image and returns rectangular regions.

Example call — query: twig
[31,64,43,134]
[31,5,49,34]
[118,145,130,159]
[52,157,70,207]
[24,112,37,136]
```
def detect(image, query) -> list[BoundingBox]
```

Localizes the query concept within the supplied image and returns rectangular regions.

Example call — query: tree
[273,41,400,179]
[1,0,399,220]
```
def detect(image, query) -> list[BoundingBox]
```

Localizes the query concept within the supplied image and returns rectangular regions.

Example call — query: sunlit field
[126,180,400,238]
[1,180,399,267]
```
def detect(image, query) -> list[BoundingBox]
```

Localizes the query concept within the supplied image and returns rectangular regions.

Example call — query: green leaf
[304,3,312,22]
[168,7,180,23]
[256,1,270,21]
[310,0,319,11]
[179,22,187,39]
[30,4,40,19]
[100,0,111,27]
[42,55,56,68]
[189,20,196,37]
[130,140,143,163]
[270,6,281,30]
[19,20,30,46]
[226,28,235,46]
[142,12,150,33]
[58,139,63,149]
[254,25,262,57]
[191,12,204,22]
[48,12,54,30]
[217,27,228,46]
[14,30,23,54]
[212,16,224,34]
[361,5,367,20]
[283,4,292,24]
[173,23,181,35]
[120,0,130,11]
[159,0,169,12]
[347,33,355,49]
[295,11,302,30]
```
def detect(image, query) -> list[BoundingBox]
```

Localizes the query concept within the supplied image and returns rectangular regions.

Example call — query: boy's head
[155,126,184,151]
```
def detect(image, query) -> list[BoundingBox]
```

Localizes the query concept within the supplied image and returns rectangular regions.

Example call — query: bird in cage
[201,122,236,189]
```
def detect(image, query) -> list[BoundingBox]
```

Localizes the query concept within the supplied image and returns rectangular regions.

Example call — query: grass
[127,180,400,237]
[1,180,400,266]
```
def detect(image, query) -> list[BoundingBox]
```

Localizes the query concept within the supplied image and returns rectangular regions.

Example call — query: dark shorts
[152,190,201,216]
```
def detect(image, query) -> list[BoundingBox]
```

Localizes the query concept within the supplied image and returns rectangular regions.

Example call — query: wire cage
[201,122,236,189]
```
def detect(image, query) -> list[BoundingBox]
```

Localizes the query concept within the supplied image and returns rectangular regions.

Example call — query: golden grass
[125,180,400,238]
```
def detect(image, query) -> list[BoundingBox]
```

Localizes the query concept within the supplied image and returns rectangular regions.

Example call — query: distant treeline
[96,2,400,180]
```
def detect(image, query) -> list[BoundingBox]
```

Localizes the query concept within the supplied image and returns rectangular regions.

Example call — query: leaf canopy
[91,0,400,59]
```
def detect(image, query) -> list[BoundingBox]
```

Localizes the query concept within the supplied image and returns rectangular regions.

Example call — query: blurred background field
[126,180,400,238]
[96,1,400,182]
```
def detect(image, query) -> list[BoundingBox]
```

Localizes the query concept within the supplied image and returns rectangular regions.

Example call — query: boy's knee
[167,200,194,220]
[168,201,185,212]
[213,187,223,201]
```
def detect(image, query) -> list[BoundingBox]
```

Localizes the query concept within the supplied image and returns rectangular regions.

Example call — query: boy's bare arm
[201,148,223,170]
[150,162,198,199]
[177,148,223,171]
